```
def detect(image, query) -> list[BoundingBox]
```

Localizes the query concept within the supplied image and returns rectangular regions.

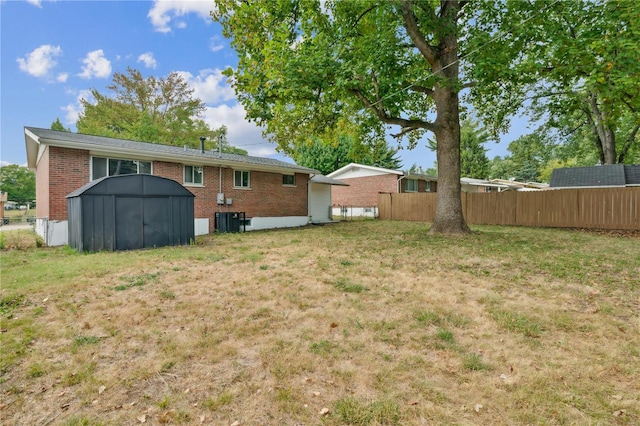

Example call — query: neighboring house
[327,163,438,217]
[550,164,640,188]
[460,177,548,192]
[327,162,552,218]
[460,177,509,193]
[24,127,343,246]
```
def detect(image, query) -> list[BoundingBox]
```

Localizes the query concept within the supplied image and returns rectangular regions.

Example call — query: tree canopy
[77,67,246,154]
[213,0,639,233]
[471,0,640,165]
[292,133,401,175]
[51,117,70,132]
[0,165,35,205]
[214,0,474,233]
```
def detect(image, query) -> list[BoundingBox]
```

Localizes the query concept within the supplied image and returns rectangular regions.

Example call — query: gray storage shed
[67,174,195,252]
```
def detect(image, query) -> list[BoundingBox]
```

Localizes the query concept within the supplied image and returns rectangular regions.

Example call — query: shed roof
[67,174,195,198]
[25,127,319,175]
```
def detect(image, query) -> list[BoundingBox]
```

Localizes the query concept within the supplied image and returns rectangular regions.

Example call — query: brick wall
[153,162,308,231]
[331,174,399,207]
[38,150,309,230]
[47,147,90,220]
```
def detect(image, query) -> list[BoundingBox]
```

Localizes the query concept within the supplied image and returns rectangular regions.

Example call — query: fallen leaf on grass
[319,407,329,415]
[474,404,483,413]
[613,410,626,417]
[138,414,146,423]
[98,385,106,395]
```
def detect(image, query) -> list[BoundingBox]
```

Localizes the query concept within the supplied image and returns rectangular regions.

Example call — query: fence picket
[378,188,639,230]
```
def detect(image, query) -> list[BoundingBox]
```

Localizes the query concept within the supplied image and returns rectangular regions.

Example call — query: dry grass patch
[1,222,638,425]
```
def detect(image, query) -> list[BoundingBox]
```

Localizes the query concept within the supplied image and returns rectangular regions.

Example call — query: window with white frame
[282,174,295,186]
[234,170,250,188]
[405,179,418,192]
[91,157,151,180]
[184,165,203,185]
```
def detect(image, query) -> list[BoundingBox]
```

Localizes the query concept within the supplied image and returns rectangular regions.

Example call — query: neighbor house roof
[327,163,404,178]
[310,175,349,186]
[550,164,640,188]
[327,163,437,181]
[24,127,319,175]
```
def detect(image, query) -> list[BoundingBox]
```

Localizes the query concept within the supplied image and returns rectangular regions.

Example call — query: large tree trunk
[430,86,470,234]
[428,1,470,235]
[588,93,617,164]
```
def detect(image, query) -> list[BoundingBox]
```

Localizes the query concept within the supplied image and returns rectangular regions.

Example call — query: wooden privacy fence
[378,188,640,230]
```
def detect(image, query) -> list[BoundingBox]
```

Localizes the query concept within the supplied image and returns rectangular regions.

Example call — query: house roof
[461,177,509,189]
[309,175,349,186]
[327,163,437,181]
[327,163,404,178]
[24,127,319,175]
[550,164,640,188]
[624,165,640,185]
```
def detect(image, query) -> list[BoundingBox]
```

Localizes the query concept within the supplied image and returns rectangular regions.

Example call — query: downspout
[397,175,406,193]
[308,174,316,223]
[395,175,407,221]
[218,135,223,208]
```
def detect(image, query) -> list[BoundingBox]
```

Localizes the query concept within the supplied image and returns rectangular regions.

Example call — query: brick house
[327,163,438,217]
[24,127,336,246]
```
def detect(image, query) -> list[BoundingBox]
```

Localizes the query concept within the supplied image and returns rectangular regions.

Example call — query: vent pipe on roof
[200,137,206,153]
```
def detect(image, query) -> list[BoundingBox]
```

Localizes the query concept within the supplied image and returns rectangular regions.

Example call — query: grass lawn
[1,221,638,425]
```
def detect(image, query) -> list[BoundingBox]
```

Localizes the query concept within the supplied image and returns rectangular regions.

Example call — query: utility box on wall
[67,174,195,252]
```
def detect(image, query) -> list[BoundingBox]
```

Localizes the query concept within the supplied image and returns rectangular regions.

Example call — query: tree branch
[405,83,434,96]
[399,0,439,68]
[354,4,378,29]
[618,124,640,163]
[350,88,436,133]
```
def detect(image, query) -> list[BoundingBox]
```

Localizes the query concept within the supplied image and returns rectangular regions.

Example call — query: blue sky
[1,0,528,170]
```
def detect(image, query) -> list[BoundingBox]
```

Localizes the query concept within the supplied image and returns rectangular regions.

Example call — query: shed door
[115,197,143,250]
[143,198,171,248]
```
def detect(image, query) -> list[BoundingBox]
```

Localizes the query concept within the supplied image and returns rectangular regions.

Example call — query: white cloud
[56,73,69,83]
[137,52,157,69]
[148,0,215,33]
[62,89,94,125]
[26,0,42,7]
[17,44,62,78]
[176,69,235,105]
[79,49,112,79]
[209,35,224,52]
[201,104,278,157]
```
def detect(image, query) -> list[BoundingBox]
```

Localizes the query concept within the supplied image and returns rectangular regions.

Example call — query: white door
[308,183,331,222]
